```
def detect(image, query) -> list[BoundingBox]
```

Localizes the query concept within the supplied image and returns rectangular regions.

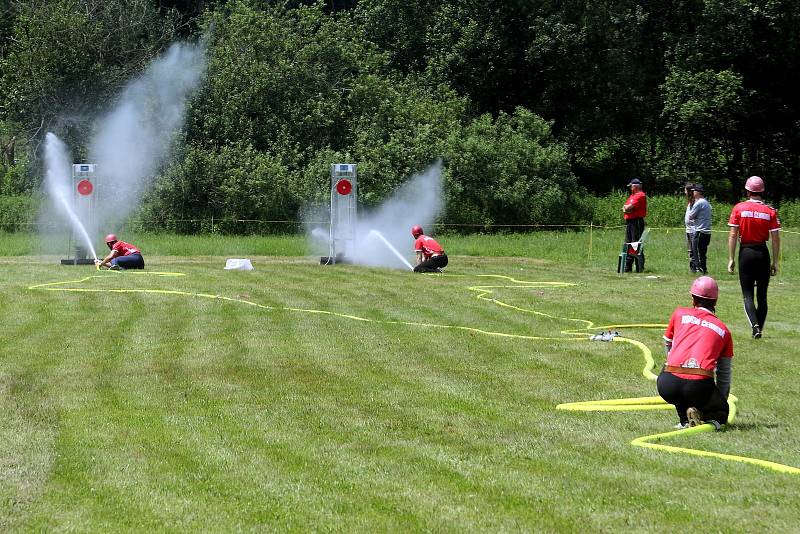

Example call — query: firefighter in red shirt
[411,225,448,273]
[657,276,733,430]
[622,178,647,272]
[727,176,781,339]
[95,234,145,270]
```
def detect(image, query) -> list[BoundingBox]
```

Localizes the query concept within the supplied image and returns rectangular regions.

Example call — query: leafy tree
[443,107,581,227]
[0,0,180,187]
[659,67,746,195]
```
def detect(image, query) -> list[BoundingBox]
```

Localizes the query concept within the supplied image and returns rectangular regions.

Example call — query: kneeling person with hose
[657,276,733,430]
[95,234,145,270]
[411,225,448,273]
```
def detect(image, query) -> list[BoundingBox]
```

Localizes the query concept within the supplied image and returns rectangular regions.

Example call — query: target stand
[61,164,99,265]
[321,163,357,265]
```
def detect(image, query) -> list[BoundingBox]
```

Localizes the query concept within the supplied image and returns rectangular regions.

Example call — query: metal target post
[61,164,98,265]
[326,164,357,264]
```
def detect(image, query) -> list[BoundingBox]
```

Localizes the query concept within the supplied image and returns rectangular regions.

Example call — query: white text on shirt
[740,210,771,221]
[680,314,726,338]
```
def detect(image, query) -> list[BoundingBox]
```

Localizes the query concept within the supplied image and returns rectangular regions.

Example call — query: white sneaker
[673,422,688,429]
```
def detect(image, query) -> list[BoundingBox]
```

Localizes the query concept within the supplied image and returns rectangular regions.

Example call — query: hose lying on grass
[29,271,799,475]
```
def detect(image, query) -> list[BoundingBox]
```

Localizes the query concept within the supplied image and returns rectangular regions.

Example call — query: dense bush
[2,1,800,234]
[442,108,583,227]
[588,192,800,230]
[140,4,579,233]
[775,199,800,228]
[0,194,38,232]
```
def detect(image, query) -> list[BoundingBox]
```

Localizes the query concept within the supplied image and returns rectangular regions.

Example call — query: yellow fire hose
[29,270,799,475]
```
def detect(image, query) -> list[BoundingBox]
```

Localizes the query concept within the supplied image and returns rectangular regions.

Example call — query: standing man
[95,234,145,270]
[657,276,733,430]
[411,225,448,273]
[727,176,781,339]
[688,183,712,274]
[684,182,696,272]
[622,178,647,272]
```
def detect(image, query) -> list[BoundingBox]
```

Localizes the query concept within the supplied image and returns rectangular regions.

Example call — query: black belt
[740,243,767,249]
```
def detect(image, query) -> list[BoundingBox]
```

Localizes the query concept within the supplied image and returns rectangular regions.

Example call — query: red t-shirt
[414,235,444,260]
[727,199,781,245]
[112,240,141,256]
[663,307,733,380]
[624,191,647,220]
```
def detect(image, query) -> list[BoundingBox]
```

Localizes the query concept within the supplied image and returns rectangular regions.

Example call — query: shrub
[0,194,38,232]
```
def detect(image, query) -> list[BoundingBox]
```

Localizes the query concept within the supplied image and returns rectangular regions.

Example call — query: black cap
[627,178,642,186]
[691,183,704,192]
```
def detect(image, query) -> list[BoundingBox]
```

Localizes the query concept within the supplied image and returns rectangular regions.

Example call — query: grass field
[1,229,799,531]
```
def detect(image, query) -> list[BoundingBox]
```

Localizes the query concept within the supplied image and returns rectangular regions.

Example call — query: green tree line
[1,0,799,231]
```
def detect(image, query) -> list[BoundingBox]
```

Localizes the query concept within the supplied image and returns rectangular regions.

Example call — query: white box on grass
[224,258,254,271]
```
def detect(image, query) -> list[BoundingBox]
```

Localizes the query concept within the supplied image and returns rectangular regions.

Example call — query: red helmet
[690,276,719,300]
[745,175,765,193]
[105,234,118,244]
[411,225,423,238]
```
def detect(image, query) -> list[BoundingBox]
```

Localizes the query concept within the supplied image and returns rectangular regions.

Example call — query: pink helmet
[690,276,719,300]
[411,225,423,238]
[745,175,765,193]
[105,234,118,244]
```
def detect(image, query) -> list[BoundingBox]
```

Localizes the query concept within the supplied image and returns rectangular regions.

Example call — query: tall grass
[4,228,797,278]
[6,192,800,233]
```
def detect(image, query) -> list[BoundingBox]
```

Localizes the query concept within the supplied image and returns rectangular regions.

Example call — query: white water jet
[349,161,444,269]
[311,227,329,244]
[44,133,98,260]
[307,161,444,269]
[89,40,207,230]
[365,230,414,270]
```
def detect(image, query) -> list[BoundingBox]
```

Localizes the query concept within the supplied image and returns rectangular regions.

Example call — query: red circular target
[77,179,93,196]
[336,179,352,195]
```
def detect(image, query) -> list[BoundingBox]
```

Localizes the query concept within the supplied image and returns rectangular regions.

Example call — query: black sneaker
[752,325,762,339]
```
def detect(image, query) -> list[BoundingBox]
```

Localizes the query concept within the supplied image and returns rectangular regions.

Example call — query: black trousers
[414,254,448,273]
[739,244,770,328]
[691,232,711,273]
[111,253,145,269]
[686,232,695,271]
[624,218,645,271]
[657,371,728,425]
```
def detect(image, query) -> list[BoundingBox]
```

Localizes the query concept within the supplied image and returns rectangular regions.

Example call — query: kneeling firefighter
[411,225,448,273]
[95,234,145,270]
[657,276,733,430]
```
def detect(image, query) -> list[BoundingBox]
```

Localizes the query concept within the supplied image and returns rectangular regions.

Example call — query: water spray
[44,133,99,263]
[365,230,414,270]
[314,161,444,270]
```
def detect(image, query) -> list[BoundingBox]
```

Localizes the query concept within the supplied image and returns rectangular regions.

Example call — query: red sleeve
[414,236,424,252]
[664,310,677,342]
[770,209,781,231]
[112,242,124,253]
[728,205,740,226]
